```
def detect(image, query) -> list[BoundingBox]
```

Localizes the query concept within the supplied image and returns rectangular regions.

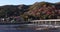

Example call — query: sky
[0,0,60,6]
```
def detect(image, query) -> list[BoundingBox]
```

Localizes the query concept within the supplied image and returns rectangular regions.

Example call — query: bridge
[30,19,60,28]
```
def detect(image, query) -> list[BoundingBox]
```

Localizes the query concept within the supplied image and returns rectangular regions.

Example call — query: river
[0,24,60,32]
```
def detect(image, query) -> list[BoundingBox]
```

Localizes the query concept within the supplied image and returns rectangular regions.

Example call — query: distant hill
[0,2,60,20]
[0,5,30,18]
[25,2,60,20]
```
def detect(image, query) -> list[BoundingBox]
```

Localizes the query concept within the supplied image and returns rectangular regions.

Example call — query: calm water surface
[0,24,60,32]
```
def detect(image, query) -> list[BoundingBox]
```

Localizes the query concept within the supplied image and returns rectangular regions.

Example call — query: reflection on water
[0,24,60,32]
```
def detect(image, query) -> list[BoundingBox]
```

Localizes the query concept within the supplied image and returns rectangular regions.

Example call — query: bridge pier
[55,21,56,25]
[45,21,47,25]
[49,21,51,25]
[41,21,43,25]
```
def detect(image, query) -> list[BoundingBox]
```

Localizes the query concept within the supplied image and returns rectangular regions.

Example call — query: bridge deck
[31,19,60,22]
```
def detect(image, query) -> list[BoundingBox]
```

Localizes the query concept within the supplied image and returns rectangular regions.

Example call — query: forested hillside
[24,2,60,20]
[0,2,60,21]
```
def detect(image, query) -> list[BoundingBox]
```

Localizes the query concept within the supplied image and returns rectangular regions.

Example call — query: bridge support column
[38,21,39,24]
[37,22,38,24]
[49,21,51,25]
[39,22,40,24]
[40,21,42,25]
[45,21,46,25]
[38,21,40,25]
[41,21,43,25]
[33,21,35,24]
[55,21,56,25]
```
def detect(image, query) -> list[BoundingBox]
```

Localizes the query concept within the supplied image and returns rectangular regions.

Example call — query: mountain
[25,2,60,20]
[0,5,30,18]
[0,2,60,20]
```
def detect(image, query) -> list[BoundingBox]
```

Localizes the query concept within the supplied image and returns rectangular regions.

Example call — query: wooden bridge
[30,19,60,28]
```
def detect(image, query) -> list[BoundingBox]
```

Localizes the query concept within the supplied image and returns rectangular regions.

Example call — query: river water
[0,24,60,32]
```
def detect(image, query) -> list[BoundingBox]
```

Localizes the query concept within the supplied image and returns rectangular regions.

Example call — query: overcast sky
[0,0,60,6]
